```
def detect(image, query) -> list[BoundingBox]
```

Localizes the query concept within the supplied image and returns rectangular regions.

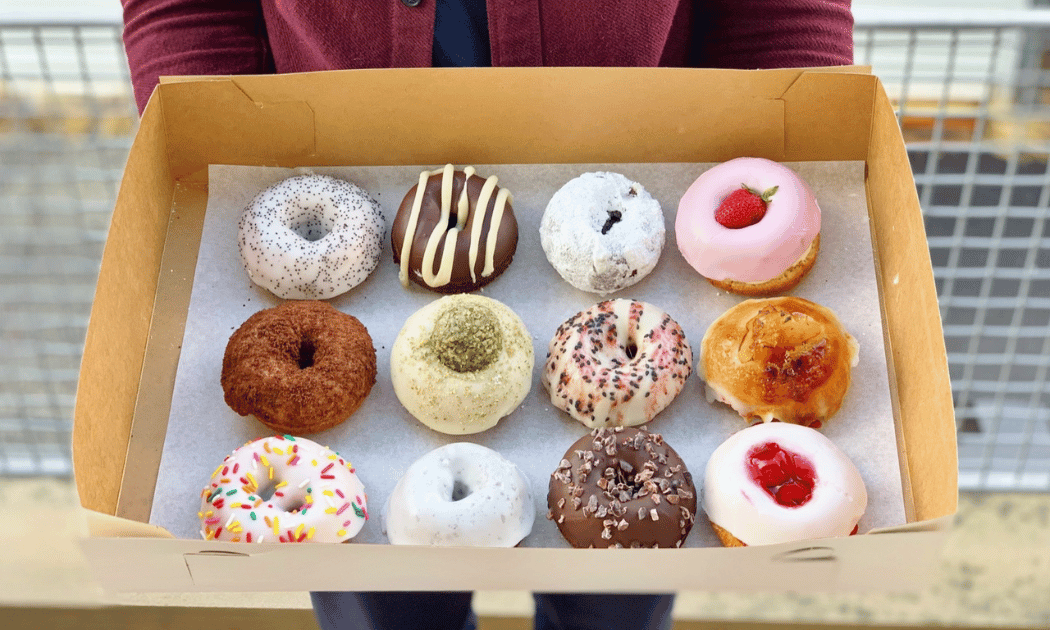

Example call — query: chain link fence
[2,10,1049,491]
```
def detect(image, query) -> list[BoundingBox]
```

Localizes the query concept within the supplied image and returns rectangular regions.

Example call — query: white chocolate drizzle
[399,164,510,288]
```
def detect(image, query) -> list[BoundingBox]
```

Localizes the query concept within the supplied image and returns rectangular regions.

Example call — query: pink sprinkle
[232,463,239,474]
[336,502,350,516]
[335,489,345,499]
[253,453,260,462]
[355,495,362,505]
[343,520,352,527]
[205,517,221,525]
[321,463,334,474]
[288,456,300,466]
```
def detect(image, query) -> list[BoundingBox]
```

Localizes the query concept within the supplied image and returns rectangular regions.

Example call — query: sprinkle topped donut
[238,174,385,300]
[543,299,692,428]
[391,164,518,293]
[198,435,367,543]
[676,158,821,296]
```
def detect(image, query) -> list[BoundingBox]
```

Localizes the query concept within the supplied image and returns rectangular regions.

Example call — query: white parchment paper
[150,162,904,547]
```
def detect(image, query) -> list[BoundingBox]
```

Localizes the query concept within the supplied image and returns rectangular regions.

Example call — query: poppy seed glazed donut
[221,301,377,435]
[238,174,385,300]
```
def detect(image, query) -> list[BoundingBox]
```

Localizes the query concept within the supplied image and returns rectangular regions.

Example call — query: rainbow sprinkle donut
[198,435,367,543]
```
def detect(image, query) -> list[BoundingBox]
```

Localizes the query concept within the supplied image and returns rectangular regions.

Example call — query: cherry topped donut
[547,427,697,548]
[221,301,377,434]
[702,422,867,546]
[391,164,518,293]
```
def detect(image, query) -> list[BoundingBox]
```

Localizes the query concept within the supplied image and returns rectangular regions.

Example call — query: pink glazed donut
[676,158,821,296]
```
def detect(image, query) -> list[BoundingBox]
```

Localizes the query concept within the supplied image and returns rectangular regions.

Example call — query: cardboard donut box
[74,67,957,592]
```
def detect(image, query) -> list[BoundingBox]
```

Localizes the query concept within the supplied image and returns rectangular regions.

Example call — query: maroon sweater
[122,0,854,113]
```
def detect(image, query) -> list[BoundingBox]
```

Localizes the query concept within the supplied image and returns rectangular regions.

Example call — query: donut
[390,294,533,435]
[676,158,820,296]
[700,296,858,429]
[542,299,692,428]
[539,172,665,294]
[221,301,377,434]
[702,422,867,546]
[391,164,518,293]
[547,427,696,548]
[384,443,534,547]
[238,174,385,300]
[198,435,368,543]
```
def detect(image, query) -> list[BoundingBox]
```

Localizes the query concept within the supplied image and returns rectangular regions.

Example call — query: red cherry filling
[746,442,816,507]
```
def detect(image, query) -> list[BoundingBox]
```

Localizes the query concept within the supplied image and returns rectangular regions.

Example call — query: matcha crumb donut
[391,295,534,434]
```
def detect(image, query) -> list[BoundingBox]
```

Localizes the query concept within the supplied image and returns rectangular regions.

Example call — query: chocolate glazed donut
[547,427,697,548]
[391,164,518,294]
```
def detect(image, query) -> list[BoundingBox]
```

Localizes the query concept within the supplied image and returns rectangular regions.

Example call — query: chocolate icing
[391,165,518,294]
[547,427,696,548]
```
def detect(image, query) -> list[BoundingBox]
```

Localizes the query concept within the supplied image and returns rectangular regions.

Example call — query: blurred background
[1,1,1048,628]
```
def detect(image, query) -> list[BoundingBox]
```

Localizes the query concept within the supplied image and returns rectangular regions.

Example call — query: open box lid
[72,67,957,591]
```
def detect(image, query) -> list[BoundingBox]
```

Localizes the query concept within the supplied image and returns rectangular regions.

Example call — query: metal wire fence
[1,10,1048,491]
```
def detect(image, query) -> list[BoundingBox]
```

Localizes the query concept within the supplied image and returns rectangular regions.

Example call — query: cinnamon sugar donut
[221,301,377,434]
[547,427,697,548]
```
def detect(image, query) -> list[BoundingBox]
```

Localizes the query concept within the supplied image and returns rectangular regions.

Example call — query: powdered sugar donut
[702,423,867,547]
[676,158,820,296]
[540,172,665,294]
[239,174,385,299]
[383,443,534,547]
[543,299,692,428]
[198,435,368,543]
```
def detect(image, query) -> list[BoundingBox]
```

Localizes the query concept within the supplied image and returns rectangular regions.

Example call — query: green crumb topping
[430,302,503,373]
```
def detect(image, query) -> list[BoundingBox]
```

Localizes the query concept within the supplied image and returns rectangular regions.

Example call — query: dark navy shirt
[432,0,491,67]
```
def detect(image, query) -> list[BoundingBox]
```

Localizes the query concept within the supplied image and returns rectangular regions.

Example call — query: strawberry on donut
[676,157,821,296]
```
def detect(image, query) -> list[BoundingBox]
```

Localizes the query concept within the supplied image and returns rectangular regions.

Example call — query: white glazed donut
[391,294,534,435]
[198,436,367,543]
[540,172,665,294]
[384,443,535,547]
[542,299,692,428]
[238,174,385,299]
[702,423,867,546]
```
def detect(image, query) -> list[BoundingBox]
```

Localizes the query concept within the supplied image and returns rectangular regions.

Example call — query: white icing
[543,299,692,428]
[383,442,534,547]
[238,174,384,299]
[390,295,534,435]
[199,436,367,543]
[702,423,867,546]
[539,172,665,295]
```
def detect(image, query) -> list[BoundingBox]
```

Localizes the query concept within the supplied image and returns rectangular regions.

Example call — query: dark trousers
[311,592,674,630]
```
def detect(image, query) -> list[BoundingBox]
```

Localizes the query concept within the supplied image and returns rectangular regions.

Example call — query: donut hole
[289,208,335,242]
[297,339,317,369]
[430,303,503,373]
[450,480,472,502]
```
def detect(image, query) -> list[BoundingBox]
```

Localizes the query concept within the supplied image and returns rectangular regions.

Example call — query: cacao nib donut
[547,427,697,548]
[221,301,377,434]
[542,299,693,428]
[391,164,518,293]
